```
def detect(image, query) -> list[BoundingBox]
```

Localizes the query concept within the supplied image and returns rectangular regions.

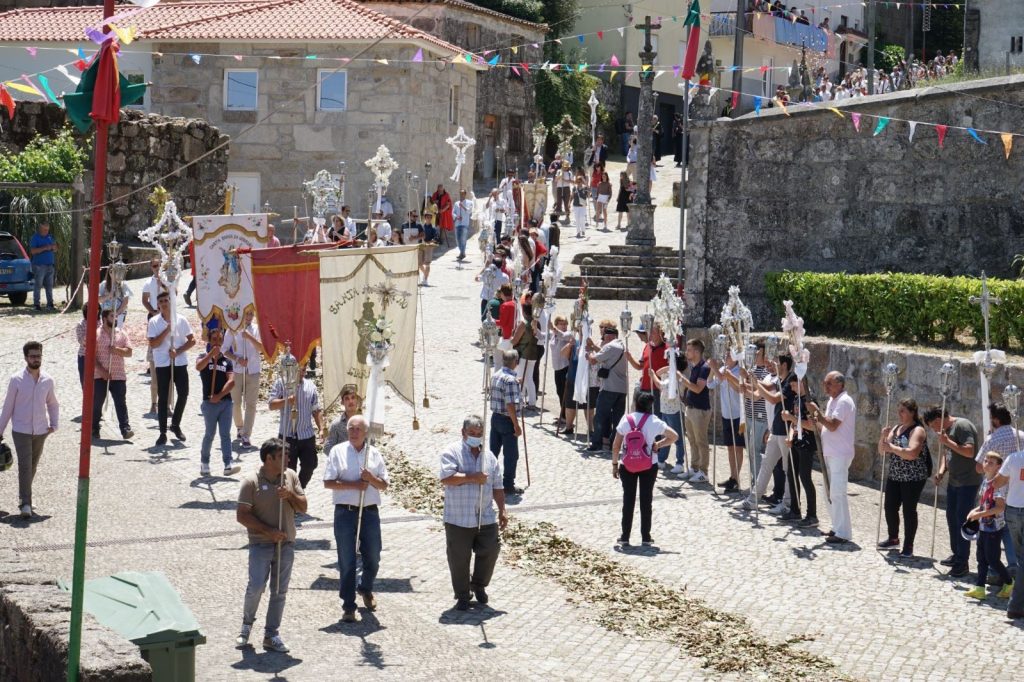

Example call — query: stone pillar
[626,18,660,249]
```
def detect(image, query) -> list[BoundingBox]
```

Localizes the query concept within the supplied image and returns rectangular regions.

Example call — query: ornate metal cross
[445,126,476,186]
[969,271,1001,362]
[304,169,342,221]
[635,15,661,81]
[365,145,399,213]
[588,90,599,146]
[138,200,193,289]
[554,114,580,159]
[531,122,547,156]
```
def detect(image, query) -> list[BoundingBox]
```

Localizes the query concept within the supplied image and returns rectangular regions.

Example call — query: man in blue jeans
[323,415,389,623]
[453,189,473,261]
[587,322,628,454]
[489,350,523,495]
[974,403,1023,577]
[28,222,57,310]
[196,328,239,477]
[993,447,1024,618]
[925,406,980,577]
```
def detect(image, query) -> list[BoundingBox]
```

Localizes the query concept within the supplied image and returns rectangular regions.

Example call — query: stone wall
[683,74,1024,330]
[150,42,478,228]
[0,549,151,682]
[0,101,229,242]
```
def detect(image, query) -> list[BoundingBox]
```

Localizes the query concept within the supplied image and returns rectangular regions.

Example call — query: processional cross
[365,145,399,214]
[445,126,476,186]
[969,271,1001,371]
[303,168,342,242]
[554,114,581,159]
[635,15,662,81]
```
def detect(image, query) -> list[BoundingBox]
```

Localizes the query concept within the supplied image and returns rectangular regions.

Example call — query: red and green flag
[680,0,701,81]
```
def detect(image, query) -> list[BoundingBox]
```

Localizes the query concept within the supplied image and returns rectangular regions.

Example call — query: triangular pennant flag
[908,121,918,142]
[57,64,81,86]
[760,65,769,74]
[512,46,518,54]
[578,35,585,44]
[511,65,520,76]
[74,59,88,72]
[531,43,538,48]
[412,48,423,62]
[610,54,620,67]
[579,63,588,72]
[787,66,792,77]
[190,54,201,64]
[598,62,606,72]
[5,81,42,97]
[967,128,987,144]
[709,87,718,99]
[77,47,87,59]
[36,75,61,106]
[598,31,604,39]
[26,47,37,57]
[109,23,137,45]
[729,65,739,72]
[233,54,243,61]
[541,61,550,70]
[554,38,562,45]
[641,64,651,72]
[851,112,861,132]
[1002,133,1013,159]
[754,96,762,115]
[655,69,666,78]
[731,91,739,109]
[673,65,681,78]
[552,63,560,71]
[519,62,529,71]
[465,53,473,63]
[85,27,114,44]
[487,55,499,66]
[617,27,625,37]
[376,58,389,65]
[483,50,494,56]
[610,70,618,82]
[936,124,948,148]
[305,55,318,60]
[0,84,15,120]
[828,107,845,119]
[873,116,890,136]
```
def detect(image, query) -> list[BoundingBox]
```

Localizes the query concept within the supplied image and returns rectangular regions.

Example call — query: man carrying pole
[440,415,509,611]
[235,438,305,652]
[323,415,389,623]
[491,349,524,496]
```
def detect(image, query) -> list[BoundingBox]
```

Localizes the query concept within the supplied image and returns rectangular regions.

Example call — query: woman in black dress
[615,171,632,230]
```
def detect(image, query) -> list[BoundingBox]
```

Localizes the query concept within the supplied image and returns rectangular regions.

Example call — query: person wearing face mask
[440,415,509,611]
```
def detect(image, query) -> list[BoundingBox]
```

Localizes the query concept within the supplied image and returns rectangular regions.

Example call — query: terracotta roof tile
[0,0,470,56]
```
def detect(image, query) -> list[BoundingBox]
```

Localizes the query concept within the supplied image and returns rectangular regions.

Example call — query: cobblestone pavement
[1,163,1022,680]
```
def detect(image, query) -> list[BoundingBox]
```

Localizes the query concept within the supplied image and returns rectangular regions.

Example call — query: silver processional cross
[969,271,1001,365]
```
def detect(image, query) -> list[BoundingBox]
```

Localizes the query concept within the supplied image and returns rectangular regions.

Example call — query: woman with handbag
[877,398,932,558]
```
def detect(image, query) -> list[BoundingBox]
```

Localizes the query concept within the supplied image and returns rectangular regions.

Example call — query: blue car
[0,231,33,306]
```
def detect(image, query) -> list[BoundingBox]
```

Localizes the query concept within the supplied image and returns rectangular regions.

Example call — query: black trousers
[92,378,129,434]
[554,368,568,419]
[156,364,189,433]
[786,444,817,518]
[884,478,927,551]
[281,435,318,489]
[619,463,658,542]
[977,530,1012,587]
[444,522,500,600]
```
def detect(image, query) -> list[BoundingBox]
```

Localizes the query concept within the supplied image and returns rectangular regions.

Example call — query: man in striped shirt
[490,350,523,496]
[269,366,323,489]
[92,309,134,440]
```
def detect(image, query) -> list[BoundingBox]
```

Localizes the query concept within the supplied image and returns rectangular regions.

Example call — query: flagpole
[68,1,114,679]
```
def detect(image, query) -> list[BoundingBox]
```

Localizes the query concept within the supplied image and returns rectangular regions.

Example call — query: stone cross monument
[627,15,661,248]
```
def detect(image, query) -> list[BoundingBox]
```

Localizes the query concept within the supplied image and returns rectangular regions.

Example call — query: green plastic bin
[62,571,206,682]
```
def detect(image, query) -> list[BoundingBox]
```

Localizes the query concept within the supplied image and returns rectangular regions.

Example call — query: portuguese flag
[680,0,702,81]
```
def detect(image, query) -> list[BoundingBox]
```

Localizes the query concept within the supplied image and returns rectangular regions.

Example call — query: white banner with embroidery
[318,245,420,413]
[193,214,268,332]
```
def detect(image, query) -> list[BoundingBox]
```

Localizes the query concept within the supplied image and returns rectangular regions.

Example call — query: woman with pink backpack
[611,391,679,547]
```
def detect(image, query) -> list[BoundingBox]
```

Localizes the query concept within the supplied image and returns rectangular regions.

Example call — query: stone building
[969,0,1024,73]
[0,0,482,226]
[366,0,546,181]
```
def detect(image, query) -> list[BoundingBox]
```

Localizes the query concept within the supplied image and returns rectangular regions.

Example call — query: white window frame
[317,69,348,111]
[226,172,261,214]
[448,85,459,125]
[223,69,259,111]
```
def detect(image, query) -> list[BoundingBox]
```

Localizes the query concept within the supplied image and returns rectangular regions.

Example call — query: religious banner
[193,213,268,331]
[319,245,419,410]
[246,243,335,364]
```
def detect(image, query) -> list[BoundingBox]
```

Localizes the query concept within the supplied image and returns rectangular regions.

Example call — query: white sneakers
[200,464,211,477]
[19,504,31,519]
[741,495,757,511]
[669,464,686,475]
[688,471,708,483]
[236,624,251,648]
[768,501,788,515]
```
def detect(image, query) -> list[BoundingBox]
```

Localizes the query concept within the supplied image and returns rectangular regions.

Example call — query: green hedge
[764,271,1024,348]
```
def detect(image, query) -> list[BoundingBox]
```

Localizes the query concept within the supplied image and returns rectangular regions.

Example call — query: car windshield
[0,237,24,260]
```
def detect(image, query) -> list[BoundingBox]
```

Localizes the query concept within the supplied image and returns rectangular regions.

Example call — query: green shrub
[764,271,1024,348]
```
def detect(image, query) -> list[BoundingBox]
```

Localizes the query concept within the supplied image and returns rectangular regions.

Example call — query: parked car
[0,231,34,306]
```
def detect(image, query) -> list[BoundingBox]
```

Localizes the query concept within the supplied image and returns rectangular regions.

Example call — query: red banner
[248,243,335,364]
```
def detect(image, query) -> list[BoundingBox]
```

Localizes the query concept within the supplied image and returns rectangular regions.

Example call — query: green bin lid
[60,571,206,646]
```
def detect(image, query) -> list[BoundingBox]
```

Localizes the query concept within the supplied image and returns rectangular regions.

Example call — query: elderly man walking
[235,438,306,652]
[0,341,59,519]
[815,371,857,545]
[440,415,509,611]
[490,350,524,496]
[324,415,389,623]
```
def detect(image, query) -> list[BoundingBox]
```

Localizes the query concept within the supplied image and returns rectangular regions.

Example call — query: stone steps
[571,253,680,269]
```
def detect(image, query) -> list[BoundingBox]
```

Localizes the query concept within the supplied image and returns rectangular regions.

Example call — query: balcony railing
[708,12,830,53]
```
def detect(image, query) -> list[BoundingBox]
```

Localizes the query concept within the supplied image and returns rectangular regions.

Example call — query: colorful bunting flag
[680,0,702,80]
[936,124,948,148]
[731,91,739,109]
[754,96,761,115]
[511,66,520,76]
[233,55,243,61]
[641,64,651,72]
[37,75,61,106]
[851,112,861,132]
[967,128,987,144]
[1002,133,1013,159]
[873,117,890,136]
[74,59,88,72]
[26,47,37,57]
[15,77,43,97]
[190,54,201,64]
[610,71,618,82]
[77,48,87,59]
[578,35,584,44]
[305,55,317,60]
[617,27,625,37]
[376,58,389,65]
[0,84,15,119]
[57,64,81,86]
[109,23,137,45]
[598,31,604,39]
[908,121,917,142]
[487,54,499,66]
[610,54,620,67]
[412,48,423,63]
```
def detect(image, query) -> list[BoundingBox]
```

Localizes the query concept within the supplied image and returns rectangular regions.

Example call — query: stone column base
[625,203,656,247]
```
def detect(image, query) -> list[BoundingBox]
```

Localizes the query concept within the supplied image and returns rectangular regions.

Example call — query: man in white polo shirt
[147,290,196,447]
[994,443,1024,619]
[323,415,389,624]
[815,371,857,545]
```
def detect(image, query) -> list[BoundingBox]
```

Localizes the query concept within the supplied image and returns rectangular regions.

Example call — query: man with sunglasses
[0,341,59,519]
[148,291,196,447]
[587,321,628,454]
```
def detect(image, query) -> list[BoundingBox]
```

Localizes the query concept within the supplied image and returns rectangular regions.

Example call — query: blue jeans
[490,412,519,489]
[455,224,469,257]
[945,483,979,569]
[200,400,233,466]
[1005,506,1024,613]
[590,390,626,450]
[243,542,294,638]
[334,505,382,612]
[1004,525,1018,566]
[658,409,685,465]
[32,263,54,307]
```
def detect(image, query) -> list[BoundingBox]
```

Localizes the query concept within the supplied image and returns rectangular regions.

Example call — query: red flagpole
[67,1,114,679]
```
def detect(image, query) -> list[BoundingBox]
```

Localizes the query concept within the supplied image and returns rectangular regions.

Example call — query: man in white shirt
[323,415,389,623]
[141,258,163,413]
[485,189,507,239]
[453,189,473,262]
[225,308,265,449]
[815,371,856,544]
[994,447,1024,618]
[147,290,196,447]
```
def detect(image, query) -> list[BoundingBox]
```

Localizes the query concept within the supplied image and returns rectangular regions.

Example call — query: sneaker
[616,536,630,547]
[964,585,987,600]
[454,598,470,611]
[262,635,289,653]
[121,428,134,439]
[641,538,655,546]
[584,445,604,453]
[878,538,900,549]
[670,464,686,475]
[170,426,187,441]
[241,437,252,449]
[235,624,252,648]
[657,461,667,470]
[781,510,802,521]
[939,555,957,567]
[359,590,377,611]
[768,502,788,515]
[342,608,361,623]
[949,565,970,578]
[825,535,849,545]
[155,433,167,446]
[741,495,757,511]
[798,516,819,527]
[688,471,708,484]
[19,504,31,519]
[224,464,241,477]
[722,478,740,493]
[998,581,1014,599]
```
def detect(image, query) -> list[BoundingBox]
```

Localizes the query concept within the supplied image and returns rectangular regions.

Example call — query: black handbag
[597,350,624,379]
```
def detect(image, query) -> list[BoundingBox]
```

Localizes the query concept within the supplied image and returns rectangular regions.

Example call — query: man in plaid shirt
[440,415,508,611]
[976,402,1024,573]
[93,308,133,440]
[490,350,523,495]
